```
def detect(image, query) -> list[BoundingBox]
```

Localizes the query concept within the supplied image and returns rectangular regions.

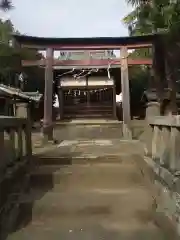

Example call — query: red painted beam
[21,43,152,50]
[22,58,152,67]
[51,43,152,50]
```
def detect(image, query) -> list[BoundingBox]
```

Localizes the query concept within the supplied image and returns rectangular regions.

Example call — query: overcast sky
[1,0,132,38]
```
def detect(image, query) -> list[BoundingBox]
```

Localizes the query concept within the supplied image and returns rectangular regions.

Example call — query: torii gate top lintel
[12,33,157,50]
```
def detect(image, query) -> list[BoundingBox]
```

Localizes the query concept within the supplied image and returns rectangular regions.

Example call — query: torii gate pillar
[120,46,132,139]
[42,47,54,142]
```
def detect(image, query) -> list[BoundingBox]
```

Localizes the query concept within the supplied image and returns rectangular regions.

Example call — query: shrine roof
[0,84,42,102]
[12,34,156,49]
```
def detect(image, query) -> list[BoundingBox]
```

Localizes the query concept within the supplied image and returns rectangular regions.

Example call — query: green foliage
[129,48,152,60]
[0,19,44,88]
[122,0,180,74]
[123,0,180,37]
[0,0,13,11]
[0,20,17,80]
[130,69,148,99]
[129,65,149,117]
[0,17,47,120]
[123,0,180,113]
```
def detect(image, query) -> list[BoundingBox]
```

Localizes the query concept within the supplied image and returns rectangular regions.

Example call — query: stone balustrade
[0,116,32,170]
[142,116,180,236]
[150,116,180,172]
[0,116,32,239]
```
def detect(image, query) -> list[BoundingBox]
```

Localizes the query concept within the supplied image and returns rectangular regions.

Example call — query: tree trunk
[165,50,178,115]
[152,37,165,114]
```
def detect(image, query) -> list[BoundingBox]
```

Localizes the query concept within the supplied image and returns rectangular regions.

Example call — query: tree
[0,19,16,82]
[123,0,180,114]
[0,0,12,11]
[123,0,180,35]
[0,18,43,85]
[0,17,47,121]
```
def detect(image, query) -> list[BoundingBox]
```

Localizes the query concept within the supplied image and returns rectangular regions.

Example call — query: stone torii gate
[12,34,159,141]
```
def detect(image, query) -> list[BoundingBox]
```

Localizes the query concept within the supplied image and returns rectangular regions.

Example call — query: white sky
[0,0,134,58]
[0,0,132,38]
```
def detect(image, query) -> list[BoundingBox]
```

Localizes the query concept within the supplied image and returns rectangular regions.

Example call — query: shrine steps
[63,113,114,119]
[64,104,112,110]
[63,104,114,119]
[7,149,166,240]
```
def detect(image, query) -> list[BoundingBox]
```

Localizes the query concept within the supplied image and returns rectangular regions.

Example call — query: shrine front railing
[0,116,32,237]
[148,116,180,172]
[141,116,180,237]
[0,116,32,172]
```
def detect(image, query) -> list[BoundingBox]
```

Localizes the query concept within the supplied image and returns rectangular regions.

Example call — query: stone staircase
[64,104,114,119]
[7,140,167,240]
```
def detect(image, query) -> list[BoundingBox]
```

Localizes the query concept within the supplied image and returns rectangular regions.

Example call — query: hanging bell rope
[107,63,111,80]
[73,69,89,79]
[78,68,99,78]
[58,68,75,78]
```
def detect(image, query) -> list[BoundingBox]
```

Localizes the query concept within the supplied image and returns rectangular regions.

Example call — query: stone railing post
[151,125,161,162]
[9,128,16,164]
[0,116,32,238]
[15,102,29,118]
[15,102,32,159]
[144,116,180,236]
[0,130,5,171]
[146,102,160,120]
[159,126,170,167]
[17,127,23,159]
[169,127,180,172]
[149,116,180,172]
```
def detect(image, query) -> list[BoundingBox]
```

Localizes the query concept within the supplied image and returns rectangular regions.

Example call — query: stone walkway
[7,123,169,240]
[37,138,142,155]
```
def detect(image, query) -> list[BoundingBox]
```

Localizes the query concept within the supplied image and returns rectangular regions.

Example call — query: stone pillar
[87,90,90,106]
[99,89,102,103]
[5,98,10,116]
[120,46,132,139]
[164,103,172,116]
[146,101,160,120]
[58,88,64,120]
[113,83,116,119]
[0,130,5,170]
[86,76,90,106]
[15,102,32,157]
[43,47,54,142]
[16,102,29,118]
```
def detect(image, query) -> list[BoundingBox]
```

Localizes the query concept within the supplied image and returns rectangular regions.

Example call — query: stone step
[18,186,153,218]
[7,154,167,239]
[33,153,136,166]
[53,126,124,140]
[7,137,168,240]
[55,119,121,126]
[63,114,114,119]
[7,215,166,240]
[64,111,113,116]
[64,105,112,109]
[30,163,143,189]
[64,108,113,113]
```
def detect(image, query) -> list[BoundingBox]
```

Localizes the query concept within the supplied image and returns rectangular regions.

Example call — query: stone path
[7,124,169,239]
